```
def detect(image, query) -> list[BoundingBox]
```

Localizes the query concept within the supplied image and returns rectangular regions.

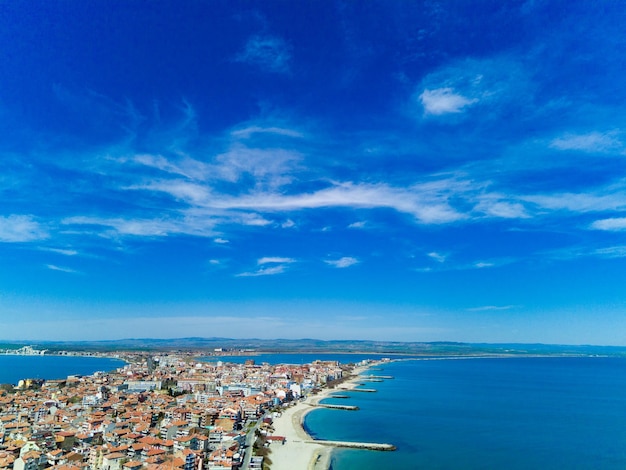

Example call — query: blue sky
[2,1,626,344]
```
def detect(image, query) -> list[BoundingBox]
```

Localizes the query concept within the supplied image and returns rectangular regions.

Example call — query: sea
[4,353,626,468]
[307,357,626,470]
[0,355,125,385]
[204,353,626,469]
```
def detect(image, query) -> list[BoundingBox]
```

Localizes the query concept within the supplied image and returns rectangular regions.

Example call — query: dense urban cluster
[0,354,348,470]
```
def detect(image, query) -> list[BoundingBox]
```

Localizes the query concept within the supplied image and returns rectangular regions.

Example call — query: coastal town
[0,351,387,470]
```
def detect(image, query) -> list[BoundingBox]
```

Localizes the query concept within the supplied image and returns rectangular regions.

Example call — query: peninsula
[0,350,391,470]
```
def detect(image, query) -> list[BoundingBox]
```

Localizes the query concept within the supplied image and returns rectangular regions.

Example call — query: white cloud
[128,180,210,205]
[591,246,626,258]
[214,238,229,244]
[467,305,514,312]
[546,244,626,260]
[0,215,48,243]
[41,247,79,256]
[231,126,303,139]
[258,257,296,265]
[237,265,287,277]
[325,257,359,268]
[281,219,296,228]
[46,264,79,274]
[348,221,367,229]
[133,153,210,180]
[590,217,626,231]
[235,35,291,74]
[474,262,495,268]
[213,145,301,189]
[550,131,623,153]
[427,252,446,263]
[419,88,478,115]
[211,181,466,224]
[522,187,626,213]
[62,216,217,238]
[474,195,530,219]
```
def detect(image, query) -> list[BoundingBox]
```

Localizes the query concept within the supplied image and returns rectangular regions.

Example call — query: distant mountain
[2,337,626,357]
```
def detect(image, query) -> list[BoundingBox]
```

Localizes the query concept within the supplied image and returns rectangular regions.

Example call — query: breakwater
[308,403,359,411]
[305,439,396,451]
[339,387,377,392]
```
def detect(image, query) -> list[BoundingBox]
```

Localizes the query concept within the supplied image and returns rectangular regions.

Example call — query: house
[102,452,126,470]
[122,461,143,470]
[12,451,44,470]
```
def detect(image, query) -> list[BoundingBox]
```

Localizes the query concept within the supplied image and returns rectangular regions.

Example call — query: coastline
[268,363,377,470]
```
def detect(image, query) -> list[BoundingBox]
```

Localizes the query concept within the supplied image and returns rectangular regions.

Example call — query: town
[0,353,351,470]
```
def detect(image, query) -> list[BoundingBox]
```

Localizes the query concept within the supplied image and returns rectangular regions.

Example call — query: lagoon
[0,355,125,385]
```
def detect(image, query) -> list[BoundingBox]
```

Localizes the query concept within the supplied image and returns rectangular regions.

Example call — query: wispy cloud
[40,247,79,256]
[207,181,468,224]
[62,216,217,238]
[236,256,296,277]
[416,56,530,121]
[590,217,626,231]
[258,257,296,265]
[348,221,367,229]
[522,184,626,213]
[419,88,478,115]
[427,252,447,263]
[237,265,288,277]
[46,264,79,274]
[591,246,626,258]
[550,131,623,153]
[473,261,495,269]
[474,195,530,219]
[325,256,359,268]
[231,126,303,139]
[0,215,48,243]
[466,305,515,312]
[236,35,292,74]
[416,257,515,273]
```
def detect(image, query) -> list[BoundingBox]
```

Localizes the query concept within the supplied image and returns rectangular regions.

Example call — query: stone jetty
[339,387,377,392]
[304,440,396,451]
[307,403,359,411]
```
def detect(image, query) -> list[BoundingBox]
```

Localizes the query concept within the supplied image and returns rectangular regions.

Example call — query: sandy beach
[268,364,374,470]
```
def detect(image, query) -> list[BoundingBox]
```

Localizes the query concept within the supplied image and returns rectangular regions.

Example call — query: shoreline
[268,362,380,470]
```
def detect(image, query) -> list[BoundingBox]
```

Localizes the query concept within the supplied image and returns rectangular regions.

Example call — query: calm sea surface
[304,357,626,470]
[5,353,626,468]
[0,355,125,385]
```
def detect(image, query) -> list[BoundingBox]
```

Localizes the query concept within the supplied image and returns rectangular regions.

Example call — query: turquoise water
[305,357,626,469]
[0,355,125,385]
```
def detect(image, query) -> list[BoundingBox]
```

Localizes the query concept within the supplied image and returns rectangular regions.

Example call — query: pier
[339,387,377,392]
[360,375,394,379]
[304,440,396,451]
[308,403,359,411]
[329,394,350,399]
[360,378,383,382]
